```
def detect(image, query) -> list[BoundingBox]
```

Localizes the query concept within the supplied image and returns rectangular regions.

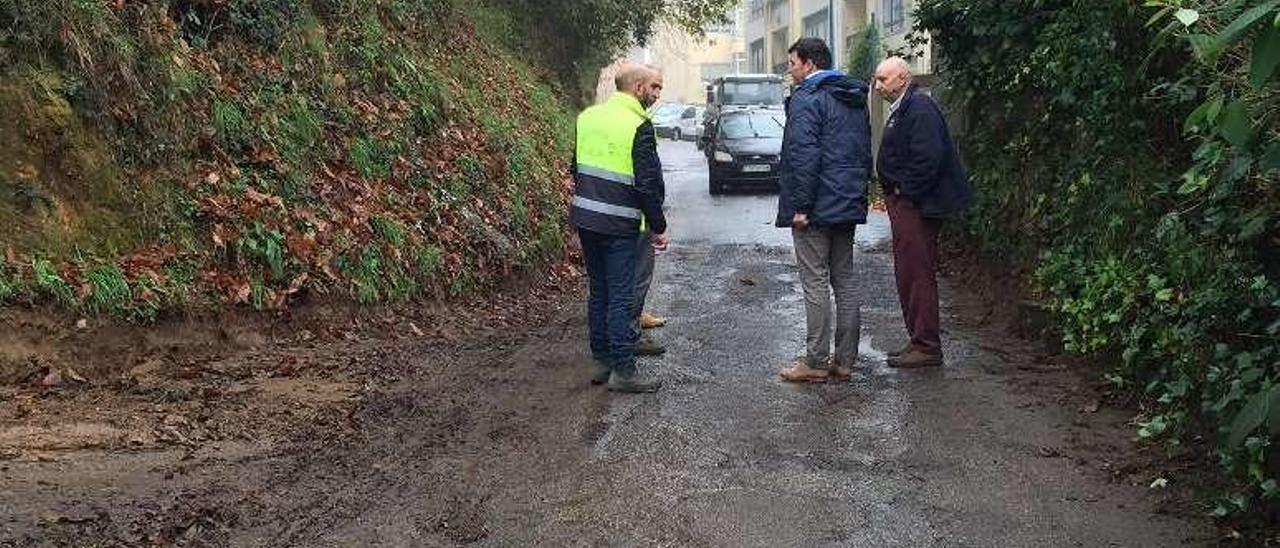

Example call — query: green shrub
[413,244,443,279]
[0,264,19,304]
[237,222,287,281]
[389,55,447,132]
[85,263,131,315]
[31,258,76,307]
[456,153,486,182]
[350,136,392,178]
[311,0,367,20]
[369,215,406,246]
[229,0,303,51]
[844,13,880,81]
[342,246,383,303]
[213,99,250,148]
[275,93,324,170]
[917,0,1280,519]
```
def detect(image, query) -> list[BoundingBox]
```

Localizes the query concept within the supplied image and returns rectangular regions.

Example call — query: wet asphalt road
[465,141,1212,547]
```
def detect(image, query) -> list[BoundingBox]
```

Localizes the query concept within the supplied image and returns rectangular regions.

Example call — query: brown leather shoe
[636,337,666,356]
[780,360,829,383]
[640,312,667,329]
[887,349,943,368]
[886,344,911,358]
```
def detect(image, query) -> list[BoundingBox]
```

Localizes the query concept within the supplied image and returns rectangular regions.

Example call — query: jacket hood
[800,70,868,107]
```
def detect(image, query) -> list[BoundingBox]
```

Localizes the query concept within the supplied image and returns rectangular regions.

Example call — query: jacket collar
[798,69,848,91]
[887,83,921,119]
[900,83,922,105]
[608,92,650,119]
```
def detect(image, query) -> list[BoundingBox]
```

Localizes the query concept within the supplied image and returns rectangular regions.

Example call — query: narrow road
[503,141,1210,547]
[4,141,1214,547]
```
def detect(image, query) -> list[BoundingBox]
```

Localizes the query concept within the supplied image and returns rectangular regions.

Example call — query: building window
[768,0,788,28]
[802,8,830,41]
[749,39,766,73]
[883,0,906,35]
[748,0,765,21]
[770,26,789,73]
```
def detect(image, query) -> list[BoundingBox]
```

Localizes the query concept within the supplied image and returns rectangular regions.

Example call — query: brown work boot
[780,360,829,383]
[640,312,667,329]
[887,349,943,369]
[886,344,911,358]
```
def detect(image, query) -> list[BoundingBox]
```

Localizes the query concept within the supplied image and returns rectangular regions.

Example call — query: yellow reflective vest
[570,92,650,236]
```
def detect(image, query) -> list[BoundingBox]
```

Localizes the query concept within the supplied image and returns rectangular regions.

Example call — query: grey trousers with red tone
[886,194,943,355]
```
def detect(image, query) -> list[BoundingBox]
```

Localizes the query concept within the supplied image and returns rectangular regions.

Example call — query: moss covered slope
[0,0,574,319]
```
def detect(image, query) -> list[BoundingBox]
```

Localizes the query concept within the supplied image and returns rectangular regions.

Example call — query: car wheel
[672,128,682,141]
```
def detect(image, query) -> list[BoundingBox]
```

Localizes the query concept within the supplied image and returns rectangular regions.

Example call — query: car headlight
[713,151,733,163]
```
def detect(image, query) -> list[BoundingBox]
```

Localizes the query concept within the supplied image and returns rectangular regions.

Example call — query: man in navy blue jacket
[776,37,873,383]
[874,57,973,368]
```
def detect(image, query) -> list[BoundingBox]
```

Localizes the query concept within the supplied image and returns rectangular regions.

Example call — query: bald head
[615,63,663,108]
[615,63,656,91]
[873,56,912,103]
[876,57,911,79]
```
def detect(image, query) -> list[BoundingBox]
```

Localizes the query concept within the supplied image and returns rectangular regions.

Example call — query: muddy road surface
[3,141,1216,547]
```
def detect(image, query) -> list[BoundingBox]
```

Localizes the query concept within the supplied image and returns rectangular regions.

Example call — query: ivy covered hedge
[915,0,1279,519]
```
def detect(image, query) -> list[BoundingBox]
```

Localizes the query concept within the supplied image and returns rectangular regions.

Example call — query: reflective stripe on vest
[571,92,649,235]
[572,196,641,219]
[577,164,634,186]
[573,172,641,212]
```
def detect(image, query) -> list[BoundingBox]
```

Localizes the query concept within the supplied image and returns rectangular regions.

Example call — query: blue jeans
[578,229,638,376]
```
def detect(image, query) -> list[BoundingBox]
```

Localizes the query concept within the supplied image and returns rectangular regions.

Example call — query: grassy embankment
[0,0,575,320]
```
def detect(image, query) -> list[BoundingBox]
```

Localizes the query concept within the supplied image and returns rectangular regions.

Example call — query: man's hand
[650,231,670,251]
[792,213,810,230]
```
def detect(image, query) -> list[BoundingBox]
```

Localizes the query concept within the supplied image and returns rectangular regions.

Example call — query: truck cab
[700,74,786,150]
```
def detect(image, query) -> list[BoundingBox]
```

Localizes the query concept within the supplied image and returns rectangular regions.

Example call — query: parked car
[703,108,785,195]
[673,106,704,142]
[650,103,689,140]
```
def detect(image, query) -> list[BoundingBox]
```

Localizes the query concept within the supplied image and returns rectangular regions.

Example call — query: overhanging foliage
[917,0,1279,520]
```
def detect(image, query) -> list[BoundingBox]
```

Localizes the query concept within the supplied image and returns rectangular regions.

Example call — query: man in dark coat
[873,56,974,368]
[776,37,873,383]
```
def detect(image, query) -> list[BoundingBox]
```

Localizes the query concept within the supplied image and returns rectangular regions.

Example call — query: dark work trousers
[886,194,944,355]
[578,228,639,375]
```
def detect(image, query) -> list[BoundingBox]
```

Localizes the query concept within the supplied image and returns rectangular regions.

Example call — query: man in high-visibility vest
[571,63,669,393]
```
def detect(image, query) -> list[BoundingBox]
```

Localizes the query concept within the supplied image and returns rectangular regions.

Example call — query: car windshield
[719,112,784,139]
[719,81,784,105]
[650,103,686,122]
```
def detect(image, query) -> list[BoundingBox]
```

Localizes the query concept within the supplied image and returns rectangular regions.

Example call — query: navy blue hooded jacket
[876,83,973,218]
[776,70,872,228]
